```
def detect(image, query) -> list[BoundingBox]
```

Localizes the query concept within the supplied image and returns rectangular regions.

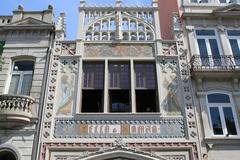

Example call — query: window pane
[8,75,20,94]
[83,62,104,89]
[13,61,34,71]
[20,74,33,95]
[135,63,156,89]
[227,30,240,36]
[109,63,130,89]
[210,107,223,135]
[209,39,220,56]
[229,39,240,55]
[196,30,215,36]
[109,90,130,112]
[207,94,230,103]
[223,107,237,135]
[197,39,210,66]
[197,39,208,56]
[209,39,221,66]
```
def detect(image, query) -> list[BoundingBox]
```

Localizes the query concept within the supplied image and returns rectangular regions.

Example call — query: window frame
[195,29,222,57]
[227,29,240,55]
[206,91,240,136]
[194,29,223,66]
[8,60,34,95]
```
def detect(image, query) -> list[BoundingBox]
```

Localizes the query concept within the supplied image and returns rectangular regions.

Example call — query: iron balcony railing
[191,55,240,71]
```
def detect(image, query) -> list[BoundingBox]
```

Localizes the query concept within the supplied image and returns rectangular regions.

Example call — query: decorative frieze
[54,118,185,138]
[84,44,154,57]
[41,142,198,160]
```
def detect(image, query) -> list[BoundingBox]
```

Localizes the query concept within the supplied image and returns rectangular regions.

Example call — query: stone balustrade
[0,94,35,128]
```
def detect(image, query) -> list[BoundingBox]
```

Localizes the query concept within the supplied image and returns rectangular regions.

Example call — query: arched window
[207,92,239,136]
[0,149,17,160]
[8,60,34,96]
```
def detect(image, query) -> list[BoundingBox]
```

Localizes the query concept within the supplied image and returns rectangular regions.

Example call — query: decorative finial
[56,12,66,39]
[80,0,86,7]
[116,0,122,7]
[48,5,53,10]
[18,5,24,11]
[152,0,158,7]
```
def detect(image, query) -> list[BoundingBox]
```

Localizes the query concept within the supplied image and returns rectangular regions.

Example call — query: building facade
[0,0,240,160]
[0,5,55,160]
[177,0,240,160]
[38,0,200,160]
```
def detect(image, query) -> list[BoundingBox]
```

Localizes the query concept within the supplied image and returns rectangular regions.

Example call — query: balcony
[0,94,35,128]
[190,55,240,78]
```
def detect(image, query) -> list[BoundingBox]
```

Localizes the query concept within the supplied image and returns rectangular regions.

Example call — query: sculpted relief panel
[84,44,154,57]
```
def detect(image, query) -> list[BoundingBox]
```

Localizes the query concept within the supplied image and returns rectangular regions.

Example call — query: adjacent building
[0,5,55,160]
[177,0,240,159]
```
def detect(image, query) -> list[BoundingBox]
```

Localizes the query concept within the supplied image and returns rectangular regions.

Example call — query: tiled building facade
[0,0,240,160]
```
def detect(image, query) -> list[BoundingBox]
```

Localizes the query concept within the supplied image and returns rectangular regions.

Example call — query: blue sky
[0,0,151,40]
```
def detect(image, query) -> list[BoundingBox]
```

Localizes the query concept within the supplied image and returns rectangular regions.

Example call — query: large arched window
[8,60,34,95]
[0,149,17,160]
[207,92,239,136]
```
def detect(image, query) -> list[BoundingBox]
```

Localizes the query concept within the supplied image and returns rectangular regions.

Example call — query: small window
[207,93,239,136]
[8,60,34,95]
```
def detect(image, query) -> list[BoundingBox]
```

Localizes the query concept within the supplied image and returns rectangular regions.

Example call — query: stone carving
[113,138,127,148]
[84,44,154,57]
[42,142,198,160]
[55,59,78,116]
[61,43,76,55]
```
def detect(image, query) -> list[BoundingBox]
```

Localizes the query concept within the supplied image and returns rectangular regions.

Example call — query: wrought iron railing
[191,55,240,71]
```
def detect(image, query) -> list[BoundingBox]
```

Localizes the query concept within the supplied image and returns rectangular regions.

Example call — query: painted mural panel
[55,59,78,116]
[159,59,183,116]
[84,44,154,57]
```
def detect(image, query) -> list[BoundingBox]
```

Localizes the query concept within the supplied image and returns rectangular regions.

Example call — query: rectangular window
[208,93,239,136]
[83,62,104,89]
[135,62,158,112]
[196,30,221,66]
[227,30,240,65]
[109,62,131,112]
[210,107,223,135]
[81,62,104,113]
[9,61,34,95]
[109,63,130,89]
